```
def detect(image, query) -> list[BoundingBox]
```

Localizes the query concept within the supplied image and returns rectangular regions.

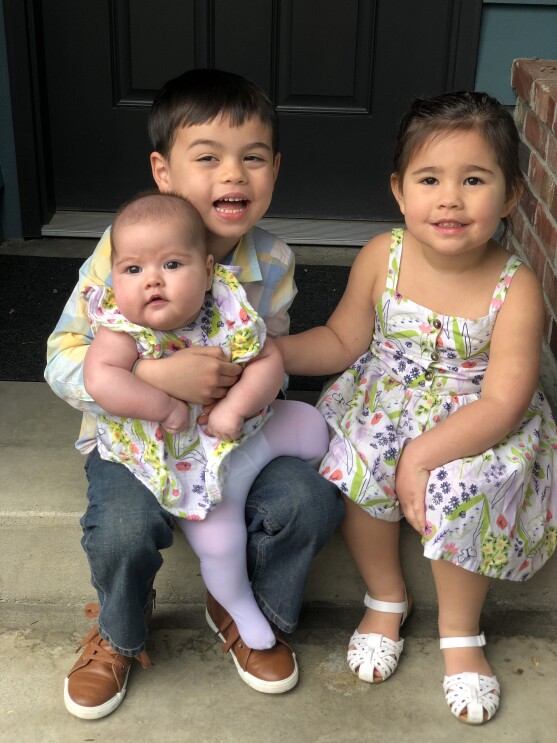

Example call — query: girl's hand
[161,398,190,435]
[395,445,430,534]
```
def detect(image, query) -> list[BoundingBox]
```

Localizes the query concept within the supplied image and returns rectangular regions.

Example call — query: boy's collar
[223,228,262,283]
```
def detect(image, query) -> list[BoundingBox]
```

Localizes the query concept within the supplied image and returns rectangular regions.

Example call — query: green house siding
[476,1,557,104]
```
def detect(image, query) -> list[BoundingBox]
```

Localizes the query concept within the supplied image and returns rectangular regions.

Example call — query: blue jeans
[81,449,344,656]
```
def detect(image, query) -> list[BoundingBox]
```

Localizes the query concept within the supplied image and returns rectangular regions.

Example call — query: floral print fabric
[317,229,557,580]
[83,263,271,520]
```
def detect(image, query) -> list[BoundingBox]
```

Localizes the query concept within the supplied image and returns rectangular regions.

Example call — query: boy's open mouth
[214,197,249,214]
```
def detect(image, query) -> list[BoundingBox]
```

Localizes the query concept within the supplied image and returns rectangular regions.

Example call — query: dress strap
[489,254,523,312]
[386,228,404,292]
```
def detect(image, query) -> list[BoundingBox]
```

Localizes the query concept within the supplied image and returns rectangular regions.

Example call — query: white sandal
[347,592,410,683]
[440,633,500,724]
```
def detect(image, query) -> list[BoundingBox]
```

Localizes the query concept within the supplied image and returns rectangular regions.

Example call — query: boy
[45,68,344,719]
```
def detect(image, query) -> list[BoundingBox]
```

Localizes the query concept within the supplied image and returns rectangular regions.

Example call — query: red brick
[520,184,537,226]
[533,80,557,133]
[512,59,557,106]
[529,152,552,203]
[549,319,557,363]
[547,132,557,173]
[543,264,557,316]
[551,187,557,224]
[524,110,549,159]
[535,204,557,261]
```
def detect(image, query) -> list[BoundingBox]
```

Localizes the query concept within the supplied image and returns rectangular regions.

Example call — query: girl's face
[391,128,514,260]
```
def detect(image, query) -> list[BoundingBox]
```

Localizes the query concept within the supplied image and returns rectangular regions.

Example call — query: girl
[276,91,557,724]
[82,191,329,696]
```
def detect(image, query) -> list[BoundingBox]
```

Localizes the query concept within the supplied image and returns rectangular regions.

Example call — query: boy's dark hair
[148,68,279,158]
[111,190,206,258]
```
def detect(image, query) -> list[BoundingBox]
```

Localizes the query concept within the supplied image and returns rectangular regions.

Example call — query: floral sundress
[83,263,271,520]
[317,229,557,580]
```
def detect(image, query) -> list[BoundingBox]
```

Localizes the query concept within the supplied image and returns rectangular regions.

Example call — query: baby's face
[111,215,213,331]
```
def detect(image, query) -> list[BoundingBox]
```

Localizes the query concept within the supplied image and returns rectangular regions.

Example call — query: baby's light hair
[110,191,206,260]
[392,91,524,236]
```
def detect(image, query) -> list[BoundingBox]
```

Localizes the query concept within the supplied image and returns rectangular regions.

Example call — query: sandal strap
[440,632,486,650]
[347,630,404,683]
[364,592,409,624]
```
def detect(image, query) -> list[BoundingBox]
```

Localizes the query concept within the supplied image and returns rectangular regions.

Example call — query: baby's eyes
[164,260,181,270]
[125,265,141,274]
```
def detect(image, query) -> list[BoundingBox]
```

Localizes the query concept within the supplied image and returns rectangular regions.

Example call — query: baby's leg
[263,398,330,464]
[177,400,328,648]
[177,444,276,649]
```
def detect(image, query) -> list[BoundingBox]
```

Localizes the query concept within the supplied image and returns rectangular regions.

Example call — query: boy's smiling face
[150,114,280,261]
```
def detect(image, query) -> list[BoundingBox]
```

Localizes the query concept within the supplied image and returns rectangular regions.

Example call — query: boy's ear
[150,152,171,193]
[390,173,405,215]
[273,153,281,182]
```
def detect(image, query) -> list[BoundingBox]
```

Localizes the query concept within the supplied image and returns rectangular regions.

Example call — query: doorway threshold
[42,211,401,247]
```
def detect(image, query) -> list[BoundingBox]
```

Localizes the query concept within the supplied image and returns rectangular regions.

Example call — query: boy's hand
[395,445,430,535]
[135,346,241,405]
[204,402,245,441]
[161,398,190,435]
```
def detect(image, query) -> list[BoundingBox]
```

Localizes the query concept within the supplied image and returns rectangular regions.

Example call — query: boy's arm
[205,338,284,440]
[84,326,189,434]
[44,230,112,413]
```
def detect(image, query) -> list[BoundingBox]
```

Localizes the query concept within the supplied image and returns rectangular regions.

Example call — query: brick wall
[508,58,557,366]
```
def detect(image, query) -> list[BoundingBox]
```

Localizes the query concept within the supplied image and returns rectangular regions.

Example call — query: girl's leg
[178,399,329,649]
[342,495,406,641]
[431,560,493,677]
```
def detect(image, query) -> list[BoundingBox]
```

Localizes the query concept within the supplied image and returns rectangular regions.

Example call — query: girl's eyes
[464,177,483,186]
[419,176,484,186]
[420,177,438,186]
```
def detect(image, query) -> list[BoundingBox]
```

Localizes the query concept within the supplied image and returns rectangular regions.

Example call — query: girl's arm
[205,338,284,440]
[396,264,545,533]
[275,235,388,375]
[84,326,189,434]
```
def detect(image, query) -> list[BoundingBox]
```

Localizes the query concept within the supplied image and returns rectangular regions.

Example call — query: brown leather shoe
[206,593,298,694]
[64,597,154,719]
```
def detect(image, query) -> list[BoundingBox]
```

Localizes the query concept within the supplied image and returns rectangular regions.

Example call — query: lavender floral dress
[84,264,271,520]
[317,229,557,580]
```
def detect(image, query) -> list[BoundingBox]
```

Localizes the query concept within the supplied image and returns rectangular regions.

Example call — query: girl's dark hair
[148,68,279,158]
[392,91,524,234]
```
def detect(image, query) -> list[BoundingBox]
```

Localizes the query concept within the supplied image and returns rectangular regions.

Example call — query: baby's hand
[161,398,190,435]
[205,403,245,441]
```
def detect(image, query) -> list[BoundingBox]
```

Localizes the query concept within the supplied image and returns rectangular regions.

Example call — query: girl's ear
[502,182,523,218]
[390,173,405,215]
[150,152,171,193]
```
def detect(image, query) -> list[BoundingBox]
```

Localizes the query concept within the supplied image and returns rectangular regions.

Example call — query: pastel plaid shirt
[45,225,297,453]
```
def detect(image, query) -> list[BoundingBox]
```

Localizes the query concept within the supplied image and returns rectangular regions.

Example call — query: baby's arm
[84,326,189,434]
[396,264,545,534]
[205,338,284,440]
[275,236,387,376]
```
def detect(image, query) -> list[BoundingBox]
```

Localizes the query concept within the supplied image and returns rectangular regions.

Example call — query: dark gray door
[6,0,482,233]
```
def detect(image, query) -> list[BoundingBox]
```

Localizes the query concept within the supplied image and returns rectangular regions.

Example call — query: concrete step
[1,380,556,626]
